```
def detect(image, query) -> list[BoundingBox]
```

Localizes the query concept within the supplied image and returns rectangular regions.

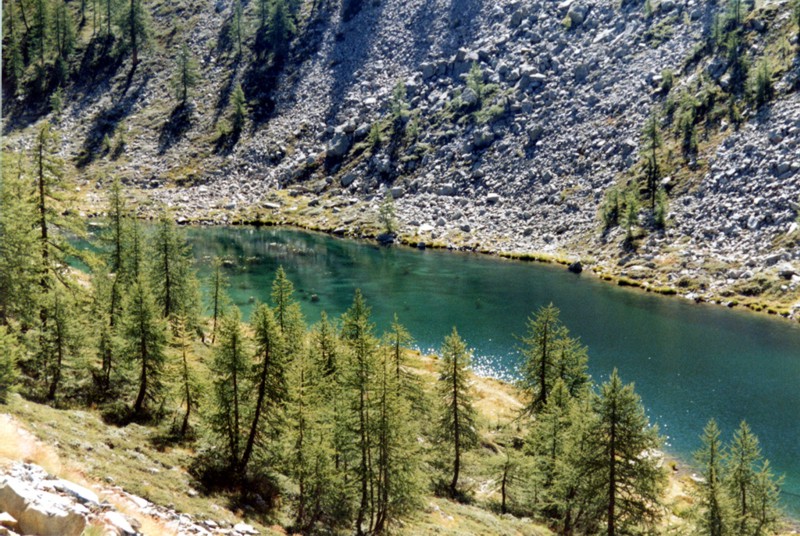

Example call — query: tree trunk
[607,399,617,536]
[450,355,460,497]
[240,341,272,474]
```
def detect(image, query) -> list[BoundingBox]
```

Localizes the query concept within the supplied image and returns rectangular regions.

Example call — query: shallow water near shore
[186,225,800,515]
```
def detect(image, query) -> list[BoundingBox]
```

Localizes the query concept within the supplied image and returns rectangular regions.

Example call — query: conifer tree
[751,460,782,535]
[121,273,167,417]
[723,420,783,535]
[581,370,664,536]
[231,0,243,58]
[0,326,21,404]
[265,0,295,59]
[118,0,149,65]
[287,331,341,532]
[33,123,66,292]
[174,315,201,438]
[231,83,247,134]
[306,312,351,530]
[373,339,421,532]
[0,158,39,327]
[52,0,76,83]
[437,327,477,497]
[41,285,81,401]
[642,113,662,210]
[209,307,249,468]
[312,311,339,377]
[149,212,200,326]
[207,257,230,344]
[526,379,574,491]
[341,290,379,535]
[240,303,287,474]
[172,43,199,105]
[31,0,52,79]
[3,0,26,95]
[695,419,729,536]
[518,304,588,415]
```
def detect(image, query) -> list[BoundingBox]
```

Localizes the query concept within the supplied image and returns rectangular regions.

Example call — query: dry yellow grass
[0,412,62,475]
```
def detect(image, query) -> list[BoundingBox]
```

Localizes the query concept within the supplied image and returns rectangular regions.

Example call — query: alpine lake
[183,225,800,514]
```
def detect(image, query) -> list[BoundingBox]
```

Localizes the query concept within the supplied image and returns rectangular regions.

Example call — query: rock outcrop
[0,463,261,536]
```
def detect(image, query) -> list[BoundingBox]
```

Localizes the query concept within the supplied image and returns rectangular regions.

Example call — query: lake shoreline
[171,211,800,331]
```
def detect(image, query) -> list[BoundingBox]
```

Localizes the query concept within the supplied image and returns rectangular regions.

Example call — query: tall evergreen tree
[40,285,81,401]
[0,157,39,327]
[231,83,247,134]
[341,290,379,535]
[581,370,664,536]
[117,0,149,65]
[207,257,230,344]
[0,326,21,404]
[209,307,249,468]
[723,420,783,535]
[372,337,421,533]
[52,0,76,83]
[171,42,199,105]
[121,273,167,417]
[642,112,662,210]
[437,327,477,498]
[518,304,588,415]
[695,419,729,536]
[287,330,343,532]
[30,0,52,79]
[3,0,26,95]
[265,0,295,59]
[240,303,288,474]
[149,212,200,326]
[174,315,201,438]
[526,379,574,492]
[33,123,67,293]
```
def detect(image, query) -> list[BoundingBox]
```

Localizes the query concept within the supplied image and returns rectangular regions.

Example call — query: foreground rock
[0,463,262,535]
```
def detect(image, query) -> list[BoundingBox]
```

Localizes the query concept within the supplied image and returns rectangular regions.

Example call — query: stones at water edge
[568,261,583,274]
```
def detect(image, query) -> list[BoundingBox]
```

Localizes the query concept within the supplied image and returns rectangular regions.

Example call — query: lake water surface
[186,226,800,513]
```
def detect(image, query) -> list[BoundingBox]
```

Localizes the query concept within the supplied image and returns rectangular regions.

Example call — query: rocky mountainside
[4,0,800,316]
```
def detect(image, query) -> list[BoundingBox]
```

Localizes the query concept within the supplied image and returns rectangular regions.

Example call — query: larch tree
[526,379,575,492]
[231,83,247,134]
[149,212,200,327]
[341,290,379,535]
[581,369,665,536]
[3,0,26,94]
[642,112,662,210]
[209,307,250,468]
[0,326,21,403]
[372,337,422,533]
[0,156,39,328]
[518,304,588,415]
[41,285,81,401]
[52,0,75,83]
[695,419,729,536]
[118,0,149,66]
[207,257,231,344]
[240,303,287,475]
[723,421,782,535]
[174,315,201,438]
[121,273,167,417]
[437,327,477,498]
[172,42,199,106]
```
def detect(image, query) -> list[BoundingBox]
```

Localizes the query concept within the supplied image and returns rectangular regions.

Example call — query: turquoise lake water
[185,225,800,513]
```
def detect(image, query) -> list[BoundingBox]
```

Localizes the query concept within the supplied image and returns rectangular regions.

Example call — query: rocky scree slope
[5,0,800,316]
